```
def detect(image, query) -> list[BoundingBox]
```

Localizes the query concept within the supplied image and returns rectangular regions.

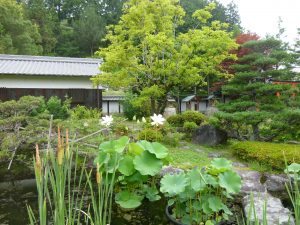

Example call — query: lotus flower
[142,117,146,123]
[150,113,165,127]
[100,115,113,127]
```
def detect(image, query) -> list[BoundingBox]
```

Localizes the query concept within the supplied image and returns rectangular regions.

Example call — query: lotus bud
[137,119,140,124]
[96,163,102,184]
[142,117,146,123]
[133,115,136,121]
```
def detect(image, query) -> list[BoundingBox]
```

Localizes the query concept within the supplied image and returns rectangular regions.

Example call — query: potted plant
[160,158,242,225]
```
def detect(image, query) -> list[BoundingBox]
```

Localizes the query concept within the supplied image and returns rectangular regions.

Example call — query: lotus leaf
[187,168,207,191]
[208,196,223,212]
[160,173,187,196]
[118,155,135,176]
[210,158,232,174]
[133,151,163,176]
[285,163,300,174]
[99,136,129,153]
[115,190,143,209]
[128,142,144,155]
[143,185,161,201]
[218,171,241,194]
[138,141,168,159]
[124,171,149,183]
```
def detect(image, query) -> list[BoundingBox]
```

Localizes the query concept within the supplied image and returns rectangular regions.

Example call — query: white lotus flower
[100,115,113,127]
[150,113,165,127]
[142,117,146,123]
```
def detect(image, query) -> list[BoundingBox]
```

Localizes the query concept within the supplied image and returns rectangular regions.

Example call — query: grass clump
[231,141,300,171]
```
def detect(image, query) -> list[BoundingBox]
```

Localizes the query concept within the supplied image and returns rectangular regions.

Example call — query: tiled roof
[102,95,125,101]
[0,54,102,76]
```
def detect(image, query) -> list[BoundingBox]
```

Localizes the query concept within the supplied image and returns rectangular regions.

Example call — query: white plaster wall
[199,102,207,111]
[0,75,94,89]
[181,103,186,112]
[102,101,123,114]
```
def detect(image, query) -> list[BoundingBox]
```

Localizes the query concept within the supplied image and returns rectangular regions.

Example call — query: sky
[218,0,300,44]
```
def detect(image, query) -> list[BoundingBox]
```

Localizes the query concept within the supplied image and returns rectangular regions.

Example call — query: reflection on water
[0,179,169,225]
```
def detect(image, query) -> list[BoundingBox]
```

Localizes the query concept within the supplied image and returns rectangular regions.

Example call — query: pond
[0,157,170,225]
[0,154,244,225]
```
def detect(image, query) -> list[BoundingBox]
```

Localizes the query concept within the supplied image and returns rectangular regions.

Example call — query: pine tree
[215,37,299,141]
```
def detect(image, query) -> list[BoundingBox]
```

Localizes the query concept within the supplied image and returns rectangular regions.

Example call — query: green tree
[93,0,237,114]
[178,0,241,33]
[215,37,299,141]
[0,0,42,54]
[24,0,58,54]
[74,3,106,56]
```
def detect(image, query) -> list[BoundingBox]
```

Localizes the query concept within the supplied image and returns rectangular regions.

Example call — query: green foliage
[137,128,163,142]
[122,92,151,120]
[70,105,101,120]
[183,121,198,133]
[162,132,181,147]
[94,137,169,209]
[93,0,237,113]
[46,96,70,119]
[112,123,130,136]
[160,158,241,223]
[167,114,184,127]
[216,37,299,141]
[167,111,207,127]
[0,0,42,54]
[231,141,300,170]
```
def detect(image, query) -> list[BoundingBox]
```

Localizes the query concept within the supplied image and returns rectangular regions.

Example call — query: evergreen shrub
[231,141,300,170]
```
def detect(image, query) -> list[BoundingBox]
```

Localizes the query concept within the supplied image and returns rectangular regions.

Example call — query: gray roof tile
[0,54,102,76]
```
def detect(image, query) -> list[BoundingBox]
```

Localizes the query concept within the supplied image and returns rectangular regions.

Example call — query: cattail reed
[57,127,64,165]
[65,129,70,158]
[96,163,102,184]
[35,144,42,178]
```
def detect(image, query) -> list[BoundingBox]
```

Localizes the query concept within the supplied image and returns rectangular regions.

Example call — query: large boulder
[192,125,227,146]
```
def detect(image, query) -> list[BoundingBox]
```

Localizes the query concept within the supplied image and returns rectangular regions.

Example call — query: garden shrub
[70,105,101,120]
[46,96,71,119]
[231,141,300,170]
[112,123,130,136]
[122,92,150,120]
[167,111,206,127]
[162,132,181,147]
[181,111,206,125]
[167,114,183,127]
[183,121,198,133]
[137,128,163,142]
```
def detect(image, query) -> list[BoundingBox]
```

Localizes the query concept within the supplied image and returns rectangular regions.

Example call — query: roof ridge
[0,54,102,64]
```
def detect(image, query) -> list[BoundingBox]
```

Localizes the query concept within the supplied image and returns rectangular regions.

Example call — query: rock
[160,166,183,176]
[192,125,227,146]
[232,162,248,168]
[123,213,132,221]
[208,152,222,158]
[264,173,289,192]
[235,170,266,194]
[205,106,219,117]
[243,192,295,225]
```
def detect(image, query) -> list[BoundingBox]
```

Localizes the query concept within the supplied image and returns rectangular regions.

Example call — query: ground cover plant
[231,141,300,171]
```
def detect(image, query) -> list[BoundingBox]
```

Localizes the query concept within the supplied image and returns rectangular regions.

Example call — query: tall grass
[27,127,116,225]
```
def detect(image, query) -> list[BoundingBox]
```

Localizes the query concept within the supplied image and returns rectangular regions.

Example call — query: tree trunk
[252,124,260,140]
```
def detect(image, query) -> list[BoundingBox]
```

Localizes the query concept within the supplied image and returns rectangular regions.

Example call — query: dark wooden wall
[0,88,102,109]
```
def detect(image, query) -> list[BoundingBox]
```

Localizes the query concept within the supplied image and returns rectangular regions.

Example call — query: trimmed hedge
[167,111,206,127]
[231,141,300,170]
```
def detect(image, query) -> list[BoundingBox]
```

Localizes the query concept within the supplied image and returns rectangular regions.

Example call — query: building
[102,95,124,114]
[0,54,103,108]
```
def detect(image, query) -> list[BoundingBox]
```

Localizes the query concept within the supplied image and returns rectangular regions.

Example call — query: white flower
[137,119,140,124]
[133,115,137,121]
[83,122,89,127]
[100,115,113,127]
[142,117,146,123]
[150,113,165,127]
